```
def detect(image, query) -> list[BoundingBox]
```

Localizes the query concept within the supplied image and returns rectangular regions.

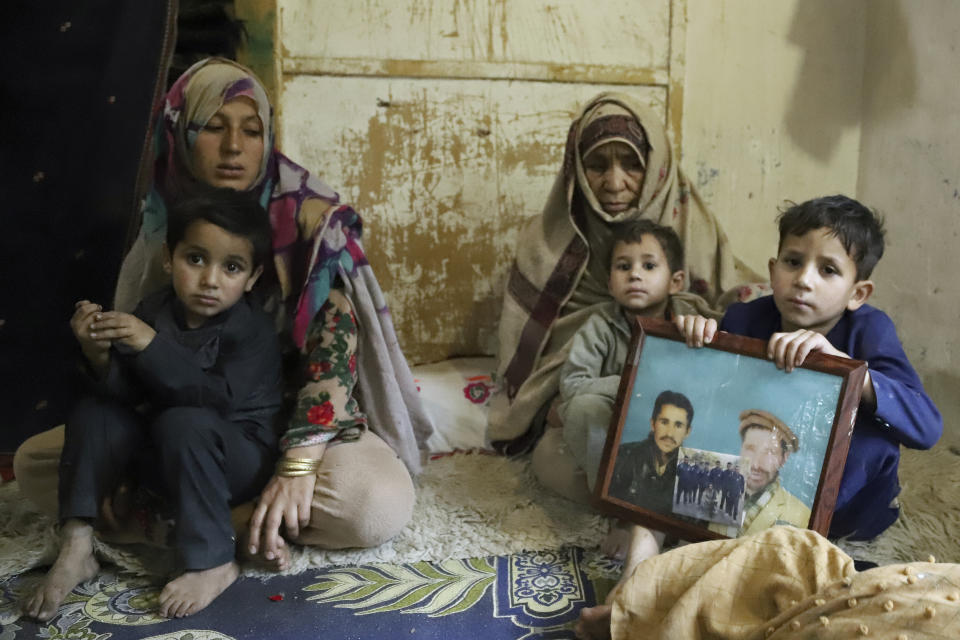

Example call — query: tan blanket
[611,525,960,640]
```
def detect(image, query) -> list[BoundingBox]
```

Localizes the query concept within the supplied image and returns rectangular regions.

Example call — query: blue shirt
[721,296,942,540]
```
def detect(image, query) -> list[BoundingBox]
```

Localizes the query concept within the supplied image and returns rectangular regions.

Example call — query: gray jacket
[558,301,634,404]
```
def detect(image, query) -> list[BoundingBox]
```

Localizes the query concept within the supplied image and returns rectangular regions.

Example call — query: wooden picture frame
[594,317,867,541]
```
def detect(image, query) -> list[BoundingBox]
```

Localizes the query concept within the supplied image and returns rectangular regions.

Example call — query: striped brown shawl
[489,92,761,453]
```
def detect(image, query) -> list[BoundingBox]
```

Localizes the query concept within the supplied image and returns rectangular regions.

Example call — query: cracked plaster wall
[270,0,954,438]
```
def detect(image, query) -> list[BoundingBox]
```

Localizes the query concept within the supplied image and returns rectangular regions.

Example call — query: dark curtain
[0,1,176,451]
[0,0,248,453]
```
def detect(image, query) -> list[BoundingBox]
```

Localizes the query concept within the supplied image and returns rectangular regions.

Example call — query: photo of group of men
[608,389,812,537]
[673,452,745,527]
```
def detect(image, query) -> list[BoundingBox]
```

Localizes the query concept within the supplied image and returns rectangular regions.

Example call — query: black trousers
[59,396,276,570]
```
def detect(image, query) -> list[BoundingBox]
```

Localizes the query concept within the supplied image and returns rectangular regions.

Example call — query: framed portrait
[594,317,867,541]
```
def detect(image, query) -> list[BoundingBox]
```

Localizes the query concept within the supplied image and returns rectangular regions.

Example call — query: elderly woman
[488,92,760,560]
[16,58,432,617]
[491,92,758,453]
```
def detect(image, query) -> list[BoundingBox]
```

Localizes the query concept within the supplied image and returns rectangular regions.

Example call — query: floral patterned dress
[281,289,365,450]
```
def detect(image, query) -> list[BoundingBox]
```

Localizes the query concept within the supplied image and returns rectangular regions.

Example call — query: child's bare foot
[25,520,100,622]
[600,520,633,561]
[575,604,612,639]
[600,524,663,609]
[620,525,662,582]
[158,561,239,618]
[573,527,661,639]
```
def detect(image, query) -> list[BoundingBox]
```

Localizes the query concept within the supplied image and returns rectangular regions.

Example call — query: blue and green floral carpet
[0,452,619,638]
[2,548,618,639]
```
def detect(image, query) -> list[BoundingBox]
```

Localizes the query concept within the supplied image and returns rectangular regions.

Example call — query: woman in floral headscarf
[488,91,761,508]
[15,59,433,592]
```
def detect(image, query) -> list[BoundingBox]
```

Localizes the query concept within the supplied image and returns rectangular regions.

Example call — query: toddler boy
[676,194,942,540]
[558,219,685,490]
[555,219,686,584]
[27,186,282,621]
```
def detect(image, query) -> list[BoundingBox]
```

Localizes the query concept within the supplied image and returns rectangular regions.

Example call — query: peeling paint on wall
[281,0,670,69]
[273,0,674,363]
[280,76,664,363]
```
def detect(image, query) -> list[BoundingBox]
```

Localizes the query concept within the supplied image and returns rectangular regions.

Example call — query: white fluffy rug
[0,452,611,578]
[5,438,958,580]
[836,433,960,565]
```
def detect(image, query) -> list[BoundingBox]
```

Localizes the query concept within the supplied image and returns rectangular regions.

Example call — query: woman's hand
[89,311,156,352]
[71,300,111,372]
[247,444,325,562]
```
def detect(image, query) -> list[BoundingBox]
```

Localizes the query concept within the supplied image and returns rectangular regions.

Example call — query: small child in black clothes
[27,186,282,621]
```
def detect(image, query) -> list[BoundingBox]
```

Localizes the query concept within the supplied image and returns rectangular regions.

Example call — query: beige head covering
[739,409,800,453]
[178,59,273,188]
[489,92,762,451]
[574,101,652,223]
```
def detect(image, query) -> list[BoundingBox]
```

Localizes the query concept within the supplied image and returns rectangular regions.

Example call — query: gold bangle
[276,462,319,471]
[276,468,316,477]
[276,457,321,477]
[277,460,318,468]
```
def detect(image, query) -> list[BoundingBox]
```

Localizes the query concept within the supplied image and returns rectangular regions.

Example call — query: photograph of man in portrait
[603,334,844,537]
[708,409,810,537]
[608,390,693,514]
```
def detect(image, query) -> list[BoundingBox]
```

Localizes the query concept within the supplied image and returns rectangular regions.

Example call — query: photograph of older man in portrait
[674,449,746,526]
[608,390,693,514]
[709,409,811,537]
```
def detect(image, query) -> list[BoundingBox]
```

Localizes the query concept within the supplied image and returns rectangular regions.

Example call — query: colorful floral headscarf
[115,57,432,472]
[158,58,367,347]
[120,57,362,348]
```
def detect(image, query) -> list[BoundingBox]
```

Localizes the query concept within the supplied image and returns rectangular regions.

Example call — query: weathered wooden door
[239,0,686,364]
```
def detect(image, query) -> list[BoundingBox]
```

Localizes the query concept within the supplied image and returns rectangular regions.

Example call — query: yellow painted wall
[858,0,958,432]
[247,0,953,434]
[280,77,664,361]
[682,0,866,274]
[273,0,677,364]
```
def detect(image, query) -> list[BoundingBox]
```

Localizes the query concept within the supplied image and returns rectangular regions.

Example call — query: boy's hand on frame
[89,311,157,352]
[673,314,717,347]
[767,329,848,372]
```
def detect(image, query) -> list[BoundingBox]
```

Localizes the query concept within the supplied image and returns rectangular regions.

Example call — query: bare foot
[620,525,662,584]
[158,561,239,618]
[575,604,612,640]
[600,520,632,561]
[599,524,663,611]
[573,526,664,638]
[25,520,100,622]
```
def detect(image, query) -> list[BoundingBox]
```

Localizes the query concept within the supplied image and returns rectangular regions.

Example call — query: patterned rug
[1,548,619,639]
[0,451,618,638]
[5,437,956,638]
[0,452,611,578]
